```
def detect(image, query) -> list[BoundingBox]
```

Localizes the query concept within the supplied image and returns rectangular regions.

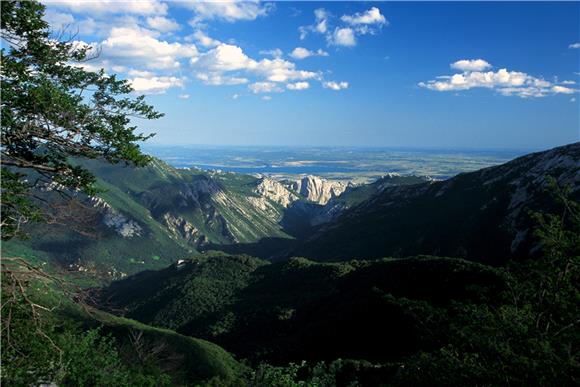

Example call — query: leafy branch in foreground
[1,0,163,239]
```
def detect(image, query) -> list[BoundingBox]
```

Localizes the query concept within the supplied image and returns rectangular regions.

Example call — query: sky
[42,1,580,150]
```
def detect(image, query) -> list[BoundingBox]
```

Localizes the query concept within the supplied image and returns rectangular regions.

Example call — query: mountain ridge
[294,142,580,264]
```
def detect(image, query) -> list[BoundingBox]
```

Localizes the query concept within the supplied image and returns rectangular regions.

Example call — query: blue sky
[43,1,580,149]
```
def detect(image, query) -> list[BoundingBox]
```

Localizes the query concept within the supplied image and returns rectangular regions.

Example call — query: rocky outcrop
[161,213,201,245]
[254,177,299,208]
[89,197,142,238]
[286,175,349,205]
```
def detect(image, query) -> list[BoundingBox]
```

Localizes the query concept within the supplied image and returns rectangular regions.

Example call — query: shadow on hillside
[200,237,302,260]
[279,201,323,239]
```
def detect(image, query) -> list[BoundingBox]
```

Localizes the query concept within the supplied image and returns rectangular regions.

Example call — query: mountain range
[4,142,579,386]
[5,143,578,280]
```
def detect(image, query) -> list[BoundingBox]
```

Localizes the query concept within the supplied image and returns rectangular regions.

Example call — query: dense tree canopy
[0,0,162,238]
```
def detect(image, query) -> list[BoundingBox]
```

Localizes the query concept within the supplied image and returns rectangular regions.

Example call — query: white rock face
[254,177,300,208]
[162,213,199,243]
[89,197,142,238]
[286,175,349,205]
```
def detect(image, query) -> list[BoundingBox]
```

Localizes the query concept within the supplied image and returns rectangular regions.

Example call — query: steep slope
[2,159,293,279]
[295,142,580,264]
[101,254,506,364]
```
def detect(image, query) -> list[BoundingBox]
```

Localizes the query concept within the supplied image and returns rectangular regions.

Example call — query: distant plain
[144,144,531,182]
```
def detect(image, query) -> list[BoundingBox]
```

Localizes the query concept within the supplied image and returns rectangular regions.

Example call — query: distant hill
[295,142,580,264]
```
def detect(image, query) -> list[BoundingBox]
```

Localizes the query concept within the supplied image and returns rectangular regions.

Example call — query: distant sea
[142,144,533,180]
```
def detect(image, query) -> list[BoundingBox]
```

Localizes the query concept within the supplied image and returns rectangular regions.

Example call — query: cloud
[194,43,320,84]
[301,7,388,47]
[289,47,329,60]
[299,8,328,40]
[249,82,283,94]
[341,7,387,26]
[178,94,190,99]
[146,16,180,33]
[44,0,168,15]
[70,25,197,94]
[450,59,492,72]
[192,42,344,94]
[193,43,254,71]
[255,58,320,83]
[314,8,329,33]
[89,26,198,71]
[561,80,576,85]
[261,95,272,101]
[185,0,272,24]
[190,30,221,48]
[286,81,310,90]
[129,75,184,94]
[196,72,248,86]
[44,9,75,28]
[259,48,283,59]
[420,60,578,98]
[323,81,349,90]
[329,27,356,47]
[569,42,580,49]
[551,85,575,94]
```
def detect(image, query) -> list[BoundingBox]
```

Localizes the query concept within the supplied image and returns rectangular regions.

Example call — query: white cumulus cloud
[286,82,310,90]
[341,7,387,26]
[196,72,248,86]
[300,7,386,46]
[323,81,349,90]
[44,0,168,15]
[329,27,356,47]
[190,30,221,48]
[249,82,283,94]
[450,59,492,72]
[420,60,578,98]
[289,47,329,60]
[129,76,184,94]
[259,48,284,59]
[551,85,575,94]
[146,16,180,33]
[186,0,272,24]
[43,9,75,28]
[569,42,580,49]
[299,8,328,40]
[193,43,254,72]
[193,43,320,84]
[90,26,198,71]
